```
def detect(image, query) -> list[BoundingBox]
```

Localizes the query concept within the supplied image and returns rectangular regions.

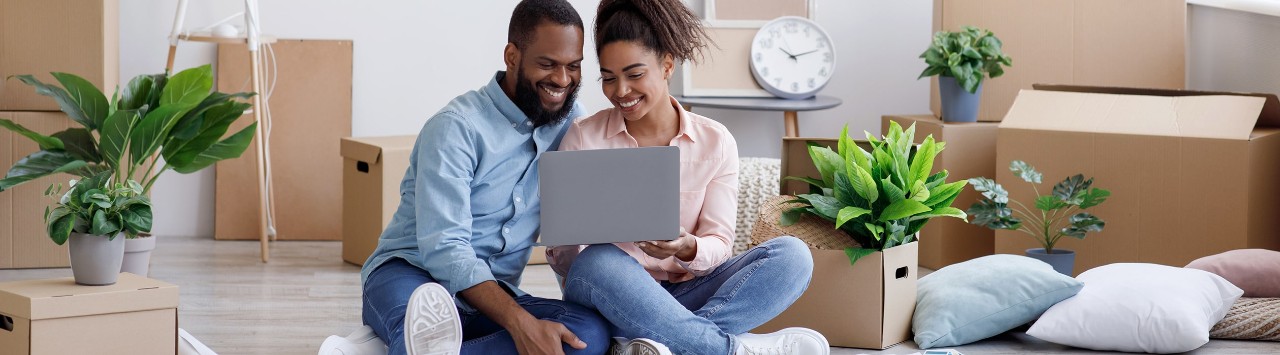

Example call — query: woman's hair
[595,0,711,64]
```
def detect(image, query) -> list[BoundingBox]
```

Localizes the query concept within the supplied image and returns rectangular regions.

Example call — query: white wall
[122,0,932,237]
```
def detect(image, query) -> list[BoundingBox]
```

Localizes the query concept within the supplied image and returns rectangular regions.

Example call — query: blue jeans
[563,237,814,355]
[363,258,610,355]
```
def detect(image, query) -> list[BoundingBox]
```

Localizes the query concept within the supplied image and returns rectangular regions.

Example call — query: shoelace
[742,340,797,355]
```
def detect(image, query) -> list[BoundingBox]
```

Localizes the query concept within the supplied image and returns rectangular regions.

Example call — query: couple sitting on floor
[326,1,828,354]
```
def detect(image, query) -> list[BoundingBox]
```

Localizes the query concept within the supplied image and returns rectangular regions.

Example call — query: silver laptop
[538,146,680,246]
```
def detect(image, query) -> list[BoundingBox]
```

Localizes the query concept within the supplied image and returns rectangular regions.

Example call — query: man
[334,1,608,354]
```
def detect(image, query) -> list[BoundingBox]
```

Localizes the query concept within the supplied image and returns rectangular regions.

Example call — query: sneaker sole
[778,327,830,354]
[628,339,672,355]
[404,283,462,355]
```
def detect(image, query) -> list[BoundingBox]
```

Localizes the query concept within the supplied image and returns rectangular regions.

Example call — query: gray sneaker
[609,337,673,355]
[403,283,462,355]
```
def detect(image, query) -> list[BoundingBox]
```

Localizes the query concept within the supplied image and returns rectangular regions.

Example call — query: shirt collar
[605,95,697,143]
[484,71,534,129]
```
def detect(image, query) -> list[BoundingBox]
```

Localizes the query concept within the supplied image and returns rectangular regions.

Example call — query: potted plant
[1,65,257,276]
[967,160,1110,275]
[43,172,151,285]
[780,121,969,264]
[917,26,1012,122]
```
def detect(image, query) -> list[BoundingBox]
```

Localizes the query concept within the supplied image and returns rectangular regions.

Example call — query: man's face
[508,24,584,127]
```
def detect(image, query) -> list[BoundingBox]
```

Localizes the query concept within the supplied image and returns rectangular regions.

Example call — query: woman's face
[598,41,673,121]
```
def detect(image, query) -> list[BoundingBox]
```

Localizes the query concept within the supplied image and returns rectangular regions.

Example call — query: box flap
[340,136,417,163]
[1033,84,1280,128]
[1003,87,1270,140]
[0,273,179,320]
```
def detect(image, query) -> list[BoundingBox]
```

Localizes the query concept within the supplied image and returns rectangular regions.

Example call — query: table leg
[784,111,799,137]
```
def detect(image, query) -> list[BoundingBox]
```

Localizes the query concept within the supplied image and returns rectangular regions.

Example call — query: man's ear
[504,43,520,71]
[662,53,675,80]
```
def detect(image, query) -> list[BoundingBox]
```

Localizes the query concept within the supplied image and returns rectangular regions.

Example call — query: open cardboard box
[0,112,74,269]
[996,85,1280,274]
[0,273,178,354]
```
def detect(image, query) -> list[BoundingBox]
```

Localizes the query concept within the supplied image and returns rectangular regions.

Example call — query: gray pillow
[914,254,1083,349]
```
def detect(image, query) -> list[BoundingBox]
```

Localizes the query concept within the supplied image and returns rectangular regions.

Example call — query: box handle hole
[357,161,370,173]
[1,315,12,332]
[895,266,909,279]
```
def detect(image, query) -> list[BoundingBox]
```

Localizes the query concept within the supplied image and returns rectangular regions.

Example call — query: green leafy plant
[967,161,1110,254]
[44,172,152,244]
[0,65,258,240]
[918,26,1012,94]
[780,122,969,265]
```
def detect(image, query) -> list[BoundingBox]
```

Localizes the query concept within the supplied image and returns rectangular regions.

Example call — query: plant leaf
[119,75,154,111]
[128,103,196,166]
[781,176,826,191]
[780,207,807,226]
[169,92,254,142]
[170,122,258,174]
[833,171,859,207]
[909,179,930,202]
[849,164,878,204]
[12,75,96,129]
[0,151,87,192]
[864,223,884,241]
[1009,160,1042,184]
[844,247,875,266]
[908,206,966,222]
[909,135,938,185]
[90,209,120,236]
[797,193,842,220]
[0,118,64,150]
[162,100,251,167]
[881,176,906,204]
[1061,212,1105,239]
[161,65,214,107]
[879,199,931,222]
[924,180,966,208]
[967,200,1022,230]
[1035,195,1069,211]
[808,144,842,188]
[120,203,153,233]
[51,72,110,129]
[51,128,101,163]
[1079,188,1111,209]
[967,177,1008,204]
[99,109,138,170]
[1053,174,1092,204]
[836,206,872,229]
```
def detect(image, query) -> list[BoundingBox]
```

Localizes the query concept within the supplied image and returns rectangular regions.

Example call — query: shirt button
[503,227,511,235]
[511,122,517,127]
[514,197,522,203]
[525,121,533,126]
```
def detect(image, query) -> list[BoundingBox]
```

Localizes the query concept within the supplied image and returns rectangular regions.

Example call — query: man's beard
[511,68,579,127]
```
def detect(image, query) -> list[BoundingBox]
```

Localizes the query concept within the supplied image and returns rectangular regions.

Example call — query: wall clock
[749,16,835,99]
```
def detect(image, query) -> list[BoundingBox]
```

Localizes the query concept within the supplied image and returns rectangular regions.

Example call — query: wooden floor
[2,235,1277,354]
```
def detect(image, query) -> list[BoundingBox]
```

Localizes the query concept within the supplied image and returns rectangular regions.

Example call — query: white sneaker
[735,328,830,355]
[609,337,672,355]
[317,325,387,355]
[403,283,462,355]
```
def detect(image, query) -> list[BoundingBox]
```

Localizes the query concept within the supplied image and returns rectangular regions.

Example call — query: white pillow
[1027,263,1243,354]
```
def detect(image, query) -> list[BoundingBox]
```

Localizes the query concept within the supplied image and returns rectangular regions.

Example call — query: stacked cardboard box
[997,85,1280,275]
[0,273,178,354]
[0,0,118,268]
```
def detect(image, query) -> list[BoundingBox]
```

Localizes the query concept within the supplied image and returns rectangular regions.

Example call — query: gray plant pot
[68,232,126,286]
[1025,248,1075,276]
[122,234,156,276]
[938,76,983,122]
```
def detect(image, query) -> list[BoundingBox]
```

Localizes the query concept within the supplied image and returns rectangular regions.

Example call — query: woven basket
[1211,297,1280,341]
[751,195,861,250]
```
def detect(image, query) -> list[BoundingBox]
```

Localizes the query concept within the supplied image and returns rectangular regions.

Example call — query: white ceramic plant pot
[68,232,126,285]
[121,234,156,276]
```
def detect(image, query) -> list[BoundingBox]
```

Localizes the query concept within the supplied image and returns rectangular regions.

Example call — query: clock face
[749,16,836,99]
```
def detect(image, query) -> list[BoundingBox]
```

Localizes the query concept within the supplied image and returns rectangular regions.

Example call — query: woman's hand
[635,228,697,261]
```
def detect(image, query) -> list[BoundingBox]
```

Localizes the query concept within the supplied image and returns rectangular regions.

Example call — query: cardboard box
[0,0,119,111]
[754,242,918,349]
[215,39,353,241]
[340,136,415,265]
[779,137,835,195]
[930,0,1185,122]
[0,112,74,269]
[996,85,1280,275]
[0,273,178,354]
[882,115,997,269]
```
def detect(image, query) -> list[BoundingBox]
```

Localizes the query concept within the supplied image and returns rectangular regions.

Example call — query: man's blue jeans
[563,236,814,355]
[363,258,610,355]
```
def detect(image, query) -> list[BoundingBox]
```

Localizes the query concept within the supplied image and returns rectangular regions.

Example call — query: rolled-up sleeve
[675,135,740,275]
[414,112,493,295]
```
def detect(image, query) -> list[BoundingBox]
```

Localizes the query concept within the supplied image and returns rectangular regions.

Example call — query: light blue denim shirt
[361,71,580,312]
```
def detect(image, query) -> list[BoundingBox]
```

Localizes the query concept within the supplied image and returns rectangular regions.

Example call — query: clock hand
[778,47,798,61]
[792,49,819,57]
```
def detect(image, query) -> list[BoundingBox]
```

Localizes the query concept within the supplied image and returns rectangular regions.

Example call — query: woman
[546,1,829,354]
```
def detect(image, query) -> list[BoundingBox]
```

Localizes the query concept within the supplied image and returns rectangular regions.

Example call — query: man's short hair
[508,0,584,49]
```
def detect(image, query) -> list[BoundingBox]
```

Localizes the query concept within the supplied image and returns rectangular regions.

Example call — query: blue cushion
[913,254,1083,349]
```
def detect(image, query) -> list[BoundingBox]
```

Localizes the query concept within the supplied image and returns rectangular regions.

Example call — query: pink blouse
[546,96,740,282]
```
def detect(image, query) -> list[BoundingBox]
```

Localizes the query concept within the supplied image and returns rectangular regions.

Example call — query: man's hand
[635,228,697,261]
[509,315,587,355]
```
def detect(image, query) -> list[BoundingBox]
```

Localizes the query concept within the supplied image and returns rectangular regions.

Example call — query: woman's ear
[504,43,520,71]
[662,53,675,80]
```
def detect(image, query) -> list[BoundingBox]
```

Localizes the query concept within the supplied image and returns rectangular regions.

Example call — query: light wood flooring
[1,235,1277,354]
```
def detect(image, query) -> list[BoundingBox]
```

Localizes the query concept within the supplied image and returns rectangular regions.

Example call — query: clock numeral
[754,52,762,62]
[759,38,773,49]
[804,27,811,37]
[819,68,828,77]
[823,52,832,63]
[785,22,798,33]
[817,40,826,48]
[770,28,781,38]
[791,82,799,92]
[774,78,782,86]
[807,78,816,88]
[760,67,769,77]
